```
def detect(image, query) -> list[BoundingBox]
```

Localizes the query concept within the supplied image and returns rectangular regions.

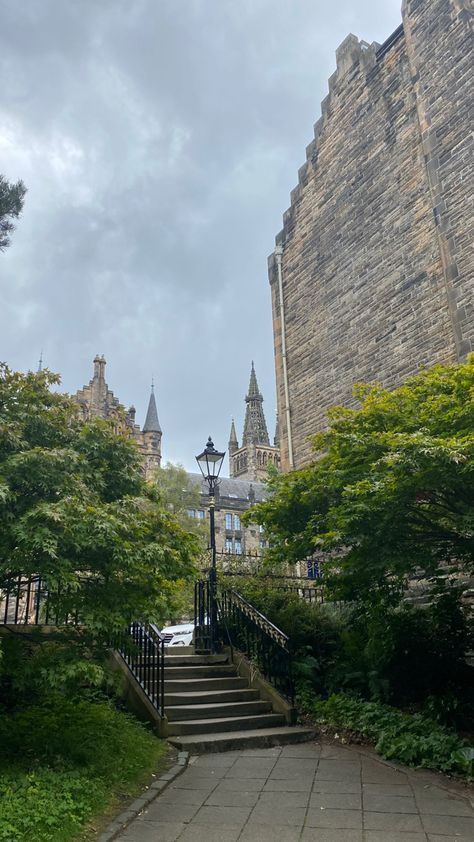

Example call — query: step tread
[168,726,317,751]
[166,700,270,712]
[168,713,286,735]
[164,690,259,702]
[164,666,237,675]
[164,678,247,687]
[166,701,271,720]
[164,655,229,666]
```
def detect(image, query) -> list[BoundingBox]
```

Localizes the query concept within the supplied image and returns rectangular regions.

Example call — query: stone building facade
[73,355,162,477]
[269,0,473,471]
[228,362,280,481]
[187,473,269,559]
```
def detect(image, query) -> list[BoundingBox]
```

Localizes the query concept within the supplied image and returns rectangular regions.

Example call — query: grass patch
[301,692,474,778]
[0,698,168,842]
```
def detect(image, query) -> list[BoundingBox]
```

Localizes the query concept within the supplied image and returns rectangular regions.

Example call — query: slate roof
[187,472,268,503]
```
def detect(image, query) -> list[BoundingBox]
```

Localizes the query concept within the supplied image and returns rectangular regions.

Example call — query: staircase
[163,647,315,753]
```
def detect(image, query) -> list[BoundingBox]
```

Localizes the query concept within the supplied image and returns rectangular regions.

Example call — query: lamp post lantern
[196,437,225,653]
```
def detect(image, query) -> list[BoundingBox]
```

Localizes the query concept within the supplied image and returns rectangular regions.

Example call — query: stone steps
[163,688,260,706]
[164,664,238,679]
[168,725,316,754]
[168,712,285,736]
[162,653,228,667]
[164,676,249,692]
[163,650,315,752]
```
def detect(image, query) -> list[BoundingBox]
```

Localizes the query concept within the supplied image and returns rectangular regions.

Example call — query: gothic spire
[143,381,162,433]
[37,350,43,373]
[242,362,270,446]
[228,417,238,456]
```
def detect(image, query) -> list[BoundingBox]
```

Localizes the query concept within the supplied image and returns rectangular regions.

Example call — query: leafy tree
[0,175,26,251]
[153,462,208,620]
[0,365,199,639]
[154,462,206,537]
[248,358,474,603]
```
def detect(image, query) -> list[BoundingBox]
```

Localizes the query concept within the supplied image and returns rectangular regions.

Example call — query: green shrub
[330,593,474,727]
[304,692,472,777]
[229,578,474,729]
[0,698,167,842]
[224,578,348,694]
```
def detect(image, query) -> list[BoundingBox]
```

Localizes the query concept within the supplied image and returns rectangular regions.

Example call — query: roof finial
[38,350,43,373]
[151,375,154,392]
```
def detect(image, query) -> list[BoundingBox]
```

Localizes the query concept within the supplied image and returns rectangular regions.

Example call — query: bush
[328,593,474,727]
[227,578,474,730]
[0,698,167,842]
[223,577,348,694]
[304,693,473,777]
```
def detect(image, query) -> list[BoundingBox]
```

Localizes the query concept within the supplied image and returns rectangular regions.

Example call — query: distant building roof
[187,472,268,503]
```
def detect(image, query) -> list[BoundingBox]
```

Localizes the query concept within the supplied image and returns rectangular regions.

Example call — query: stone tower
[141,382,162,476]
[229,362,280,481]
[73,356,162,478]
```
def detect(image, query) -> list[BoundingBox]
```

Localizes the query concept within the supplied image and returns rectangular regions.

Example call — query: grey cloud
[0,0,401,470]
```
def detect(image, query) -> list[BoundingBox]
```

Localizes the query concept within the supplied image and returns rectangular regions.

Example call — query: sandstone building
[228,362,280,481]
[187,474,269,559]
[73,355,162,477]
[269,0,473,471]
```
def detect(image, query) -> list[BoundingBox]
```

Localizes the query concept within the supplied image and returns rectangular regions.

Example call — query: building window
[197,510,205,520]
[235,539,242,555]
[260,539,267,549]
[225,538,233,553]
[225,513,232,530]
[187,509,195,519]
[234,514,241,531]
[307,559,323,579]
[259,524,264,534]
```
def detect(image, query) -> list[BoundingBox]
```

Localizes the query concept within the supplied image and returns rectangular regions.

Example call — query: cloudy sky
[0,0,401,472]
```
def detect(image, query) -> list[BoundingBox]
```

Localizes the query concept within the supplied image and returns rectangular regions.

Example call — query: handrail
[219,585,295,706]
[0,575,81,626]
[117,621,165,719]
[224,588,290,650]
[1,576,166,719]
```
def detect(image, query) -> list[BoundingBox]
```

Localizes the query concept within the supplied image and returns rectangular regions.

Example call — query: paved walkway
[116,741,474,842]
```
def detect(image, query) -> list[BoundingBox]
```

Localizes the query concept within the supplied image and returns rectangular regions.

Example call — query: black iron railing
[1,577,166,719]
[194,579,212,653]
[219,587,295,705]
[117,621,165,719]
[0,575,82,626]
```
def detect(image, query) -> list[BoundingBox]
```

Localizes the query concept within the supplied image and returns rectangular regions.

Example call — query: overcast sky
[1,0,401,473]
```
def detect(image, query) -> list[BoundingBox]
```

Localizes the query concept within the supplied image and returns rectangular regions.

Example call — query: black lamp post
[196,436,225,652]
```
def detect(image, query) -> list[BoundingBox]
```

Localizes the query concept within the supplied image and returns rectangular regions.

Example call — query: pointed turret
[143,382,162,433]
[242,362,270,447]
[228,418,239,456]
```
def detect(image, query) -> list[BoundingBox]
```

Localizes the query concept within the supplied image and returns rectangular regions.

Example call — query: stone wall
[269,0,473,471]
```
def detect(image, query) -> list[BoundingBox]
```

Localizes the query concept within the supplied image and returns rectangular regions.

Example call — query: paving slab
[113,740,474,842]
[120,821,185,841]
[301,831,363,842]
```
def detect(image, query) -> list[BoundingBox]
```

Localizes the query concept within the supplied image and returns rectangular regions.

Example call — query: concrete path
[116,741,474,842]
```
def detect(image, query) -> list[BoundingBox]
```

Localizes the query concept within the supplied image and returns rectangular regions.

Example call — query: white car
[160,621,194,647]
